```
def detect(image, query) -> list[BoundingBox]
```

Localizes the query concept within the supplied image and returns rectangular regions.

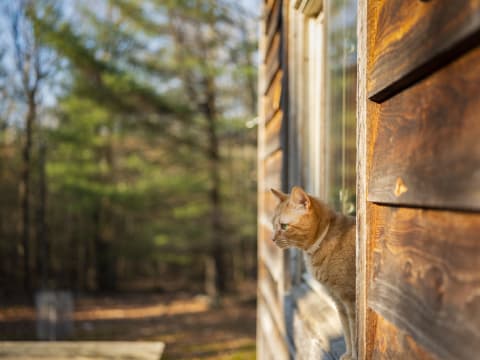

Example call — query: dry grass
[0,291,256,359]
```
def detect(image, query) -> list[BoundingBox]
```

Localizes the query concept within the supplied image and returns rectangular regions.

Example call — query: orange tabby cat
[271,186,356,360]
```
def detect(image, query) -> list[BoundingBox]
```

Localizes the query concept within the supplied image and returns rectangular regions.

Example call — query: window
[287,0,326,285]
[325,0,357,215]
[287,0,357,283]
[289,0,357,214]
[288,1,325,197]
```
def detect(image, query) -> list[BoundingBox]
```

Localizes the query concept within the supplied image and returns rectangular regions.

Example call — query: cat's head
[270,186,326,250]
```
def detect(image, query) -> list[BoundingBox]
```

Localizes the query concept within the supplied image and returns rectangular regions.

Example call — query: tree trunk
[204,79,227,294]
[20,96,35,294]
[35,141,48,289]
[93,204,116,292]
[205,255,218,302]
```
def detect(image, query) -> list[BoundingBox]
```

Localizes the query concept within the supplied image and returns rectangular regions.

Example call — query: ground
[0,290,256,360]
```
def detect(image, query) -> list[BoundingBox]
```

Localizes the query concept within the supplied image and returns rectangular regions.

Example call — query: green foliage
[0,0,258,293]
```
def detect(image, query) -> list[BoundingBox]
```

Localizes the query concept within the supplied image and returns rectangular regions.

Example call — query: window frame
[286,0,358,299]
[287,0,328,291]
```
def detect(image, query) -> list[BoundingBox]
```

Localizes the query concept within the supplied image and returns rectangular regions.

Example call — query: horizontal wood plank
[264,55,281,96]
[257,325,277,360]
[368,0,480,102]
[264,110,282,158]
[264,0,281,62]
[368,46,480,211]
[369,313,434,360]
[265,0,275,15]
[263,149,282,191]
[265,0,278,36]
[0,342,164,360]
[264,70,283,119]
[259,260,286,335]
[258,258,280,308]
[294,0,323,17]
[368,204,480,360]
[264,32,281,75]
[258,294,289,360]
[259,222,283,282]
[263,188,280,220]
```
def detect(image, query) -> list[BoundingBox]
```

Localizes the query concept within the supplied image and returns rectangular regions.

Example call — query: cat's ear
[271,188,288,202]
[291,186,311,209]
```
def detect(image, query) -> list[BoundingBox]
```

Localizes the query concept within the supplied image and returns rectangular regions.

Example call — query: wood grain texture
[264,70,282,121]
[264,0,282,67]
[258,292,289,360]
[263,188,280,220]
[264,32,281,68]
[259,259,284,331]
[363,1,383,356]
[368,46,480,211]
[264,0,276,21]
[0,342,164,360]
[264,32,281,94]
[264,110,282,158]
[264,48,281,95]
[257,3,287,360]
[369,314,434,360]
[263,149,282,191]
[368,204,480,360]
[356,0,369,358]
[368,0,480,102]
[265,0,281,51]
[294,0,323,17]
[259,222,284,283]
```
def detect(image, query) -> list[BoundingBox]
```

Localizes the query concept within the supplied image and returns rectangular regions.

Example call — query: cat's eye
[280,223,288,230]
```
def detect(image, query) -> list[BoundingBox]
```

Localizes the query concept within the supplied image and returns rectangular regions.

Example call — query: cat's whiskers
[275,238,291,249]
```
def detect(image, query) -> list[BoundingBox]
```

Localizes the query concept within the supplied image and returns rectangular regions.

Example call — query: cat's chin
[273,241,291,249]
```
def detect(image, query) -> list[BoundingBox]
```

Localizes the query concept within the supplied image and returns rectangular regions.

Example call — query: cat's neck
[304,196,354,253]
[306,221,330,255]
[303,196,334,249]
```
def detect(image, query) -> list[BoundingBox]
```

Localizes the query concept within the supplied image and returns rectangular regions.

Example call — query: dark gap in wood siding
[369,30,480,102]
[368,0,480,103]
[264,0,281,63]
[368,46,480,211]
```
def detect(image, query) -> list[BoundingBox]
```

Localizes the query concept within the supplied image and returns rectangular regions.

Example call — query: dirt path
[0,292,256,360]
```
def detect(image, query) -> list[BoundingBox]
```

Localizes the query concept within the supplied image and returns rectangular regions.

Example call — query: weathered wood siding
[359,1,480,359]
[284,1,347,358]
[367,0,480,102]
[258,1,347,359]
[257,0,289,359]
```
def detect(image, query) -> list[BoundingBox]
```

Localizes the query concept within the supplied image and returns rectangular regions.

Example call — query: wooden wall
[257,1,346,359]
[257,0,289,358]
[260,1,480,359]
[358,1,480,359]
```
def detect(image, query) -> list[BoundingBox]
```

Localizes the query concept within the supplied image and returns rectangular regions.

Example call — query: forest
[0,0,258,301]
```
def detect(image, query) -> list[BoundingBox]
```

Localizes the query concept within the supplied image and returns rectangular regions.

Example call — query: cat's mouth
[273,239,290,249]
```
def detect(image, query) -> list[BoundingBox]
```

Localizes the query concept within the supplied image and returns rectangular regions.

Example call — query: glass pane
[326,0,357,215]
[304,15,323,196]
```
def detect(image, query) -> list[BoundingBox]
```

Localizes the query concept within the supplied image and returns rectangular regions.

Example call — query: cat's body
[271,186,356,360]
